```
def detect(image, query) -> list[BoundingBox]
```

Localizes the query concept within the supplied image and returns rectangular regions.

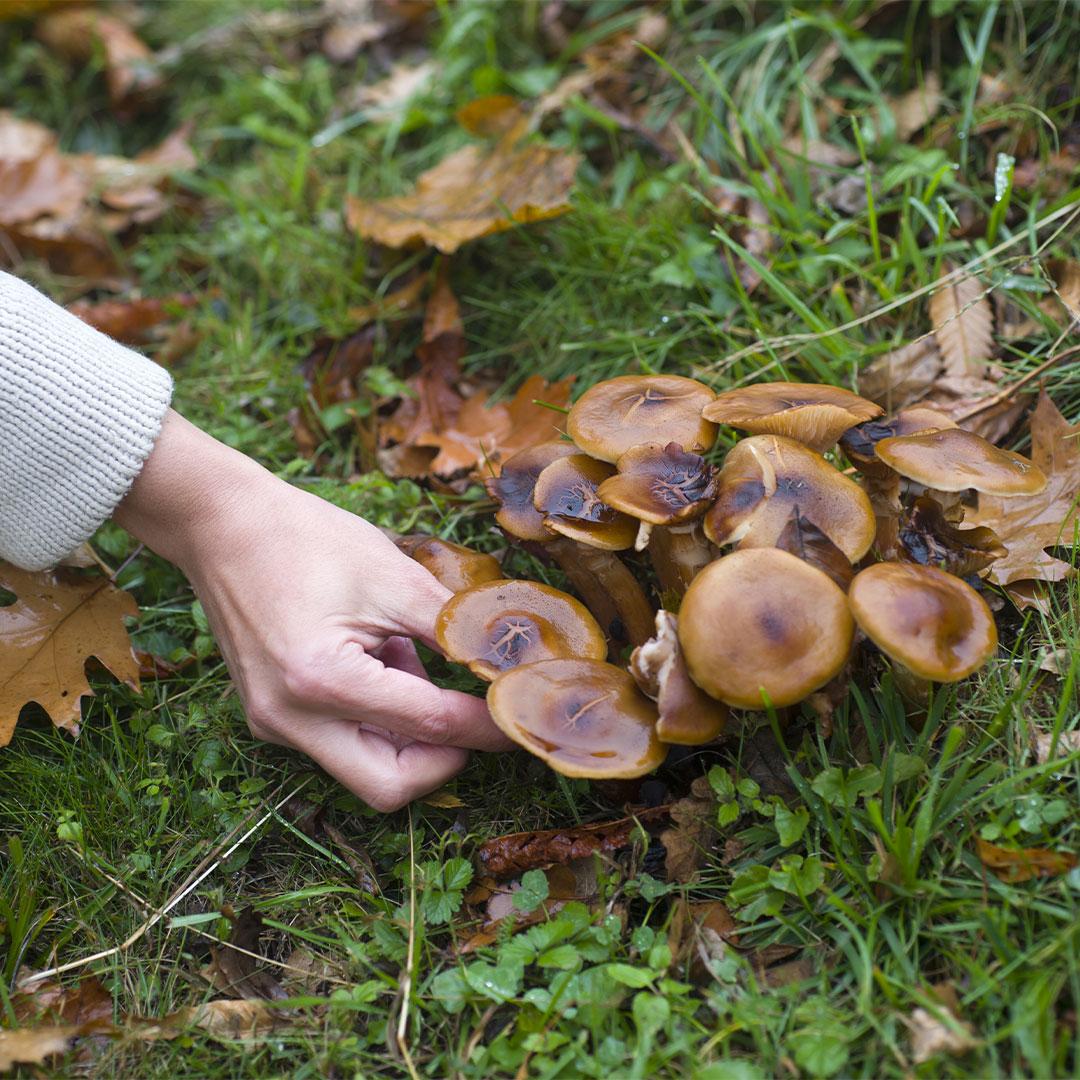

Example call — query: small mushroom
[487,658,667,778]
[839,406,956,477]
[397,535,503,593]
[436,580,606,681]
[898,497,1007,578]
[874,428,1048,496]
[703,434,876,562]
[647,522,716,600]
[630,610,728,745]
[567,374,718,463]
[678,548,855,710]
[848,563,997,693]
[703,382,882,453]
[533,453,639,550]
[488,445,654,652]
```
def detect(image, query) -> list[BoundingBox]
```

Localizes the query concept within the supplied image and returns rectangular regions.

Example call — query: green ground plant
[1,1,1078,1077]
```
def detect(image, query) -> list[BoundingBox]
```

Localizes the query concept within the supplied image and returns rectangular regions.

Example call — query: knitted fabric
[0,272,173,570]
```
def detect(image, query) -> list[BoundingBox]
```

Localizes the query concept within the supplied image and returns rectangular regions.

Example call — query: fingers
[370,553,452,649]
[294,720,469,812]
[373,635,429,681]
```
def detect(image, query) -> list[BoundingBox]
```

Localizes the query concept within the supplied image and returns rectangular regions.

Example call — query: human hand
[116,410,512,811]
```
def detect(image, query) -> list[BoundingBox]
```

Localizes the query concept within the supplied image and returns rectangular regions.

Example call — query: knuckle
[366,783,410,814]
[282,654,329,703]
[413,708,450,745]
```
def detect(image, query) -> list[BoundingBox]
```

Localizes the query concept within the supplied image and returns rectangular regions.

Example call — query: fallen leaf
[321,820,382,895]
[344,271,428,325]
[0,1026,76,1071]
[1032,729,1080,763]
[165,999,285,1039]
[476,806,670,878]
[926,373,1028,444]
[1043,258,1080,326]
[347,60,437,120]
[456,95,527,138]
[12,976,114,1027]
[966,391,1080,588]
[858,338,942,410]
[661,775,717,884]
[67,293,200,344]
[35,6,163,112]
[975,838,1078,883]
[888,73,943,142]
[0,563,140,745]
[929,267,995,378]
[203,907,288,1002]
[667,898,739,982]
[898,496,1006,578]
[908,1003,980,1064]
[320,0,428,63]
[345,123,579,253]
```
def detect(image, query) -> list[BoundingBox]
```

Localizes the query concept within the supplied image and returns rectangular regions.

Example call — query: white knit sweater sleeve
[0,272,174,570]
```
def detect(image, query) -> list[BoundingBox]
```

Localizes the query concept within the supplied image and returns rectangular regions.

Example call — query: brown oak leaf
[929,267,994,377]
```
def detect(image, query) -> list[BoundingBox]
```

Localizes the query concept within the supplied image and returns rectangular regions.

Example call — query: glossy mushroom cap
[702,382,882,453]
[678,548,854,709]
[703,434,876,561]
[848,562,997,682]
[597,442,718,526]
[567,375,718,463]
[533,453,638,550]
[485,441,578,542]
[840,406,956,472]
[487,658,667,778]
[875,428,1048,495]
[630,610,728,745]
[436,580,606,681]
[397,536,503,593]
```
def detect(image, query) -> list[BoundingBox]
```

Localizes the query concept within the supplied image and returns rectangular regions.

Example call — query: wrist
[114,410,275,573]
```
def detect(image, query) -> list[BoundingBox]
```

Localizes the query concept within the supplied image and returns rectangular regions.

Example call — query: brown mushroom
[397,535,503,593]
[487,658,667,778]
[647,522,717,601]
[487,444,655,652]
[703,435,876,562]
[898,497,1007,578]
[567,374,718,463]
[678,548,855,710]
[874,428,1048,496]
[774,508,854,591]
[703,382,882,453]
[839,406,956,477]
[436,580,606,681]
[533,453,638,550]
[630,610,728,745]
[848,563,997,691]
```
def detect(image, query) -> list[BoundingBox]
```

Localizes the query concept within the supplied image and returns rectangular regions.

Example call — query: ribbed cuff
[0,272,174,570]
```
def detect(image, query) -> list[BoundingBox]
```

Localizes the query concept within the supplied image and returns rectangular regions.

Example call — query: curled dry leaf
[858,338,942,411]
[929,267,995,378]
[1,563,140,746]
[667,898,739,983]
[975,837,1078,883]
[203,906,288,1002]
[35,6,163,112]
[345,122,580,253]
[888,72,943,142]
[661,775,717,884]
[965,391,1080,589]
[1032,729,1080,763]
[0,1027,77,1072]
[908,1002,980,1064]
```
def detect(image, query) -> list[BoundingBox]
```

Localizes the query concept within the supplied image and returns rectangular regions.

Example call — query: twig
[953,343,1080,421]
[20,780,310,986]
[395,807,422,1080]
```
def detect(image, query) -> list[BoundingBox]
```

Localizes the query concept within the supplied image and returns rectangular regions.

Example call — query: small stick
[395,807,422,1080]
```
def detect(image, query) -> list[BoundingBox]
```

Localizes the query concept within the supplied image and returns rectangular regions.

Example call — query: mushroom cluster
[403,375,1047,779]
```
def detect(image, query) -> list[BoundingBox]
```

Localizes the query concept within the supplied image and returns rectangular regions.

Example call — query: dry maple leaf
[345,125,580,253]
[929,267,995,377]
[0,563,140,746]
[965,391,1080,588]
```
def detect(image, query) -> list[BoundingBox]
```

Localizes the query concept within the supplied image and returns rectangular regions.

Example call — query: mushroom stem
[891,662,931,710]
[547,537,655,653]
[648,524,715,601]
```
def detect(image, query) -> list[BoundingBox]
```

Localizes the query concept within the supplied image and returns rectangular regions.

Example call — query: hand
[116,411,512,811]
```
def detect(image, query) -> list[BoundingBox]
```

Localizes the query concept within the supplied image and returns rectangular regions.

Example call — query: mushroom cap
[703,434,876,561]
[774,508,854,591]
[485,441,578,542]
[436,579,606,681]
[874,428,1048,495]
[630,610,728,745]
[678,548,854,709]
[487,658,667,778]
[702,382,882,453]
[597,442,718,526]
[848,562,997,682]
[533,453,638,550]
[840,406,956,467]
[567,375,718,463]
[398,536,503,593]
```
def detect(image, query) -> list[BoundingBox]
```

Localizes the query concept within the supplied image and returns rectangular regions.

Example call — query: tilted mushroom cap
[874,428,1048,495]
[848,562,997,682]
[702,382,882,453]
[485,441,578,542]
[533,453,638,550]
[567,375,718,463]
[678,548,854,710]
[703,434,876,561]
[397,536,503,593]
[840,406,956,471]
[436,580,606,681]
[597,442,718,526]
[487,658,667,778]
[630,610,728,745]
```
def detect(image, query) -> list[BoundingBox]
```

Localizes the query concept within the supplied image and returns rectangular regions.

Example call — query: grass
[1,1,1079,1076]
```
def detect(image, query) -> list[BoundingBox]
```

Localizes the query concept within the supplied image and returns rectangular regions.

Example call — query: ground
[1,1,1079,1077]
